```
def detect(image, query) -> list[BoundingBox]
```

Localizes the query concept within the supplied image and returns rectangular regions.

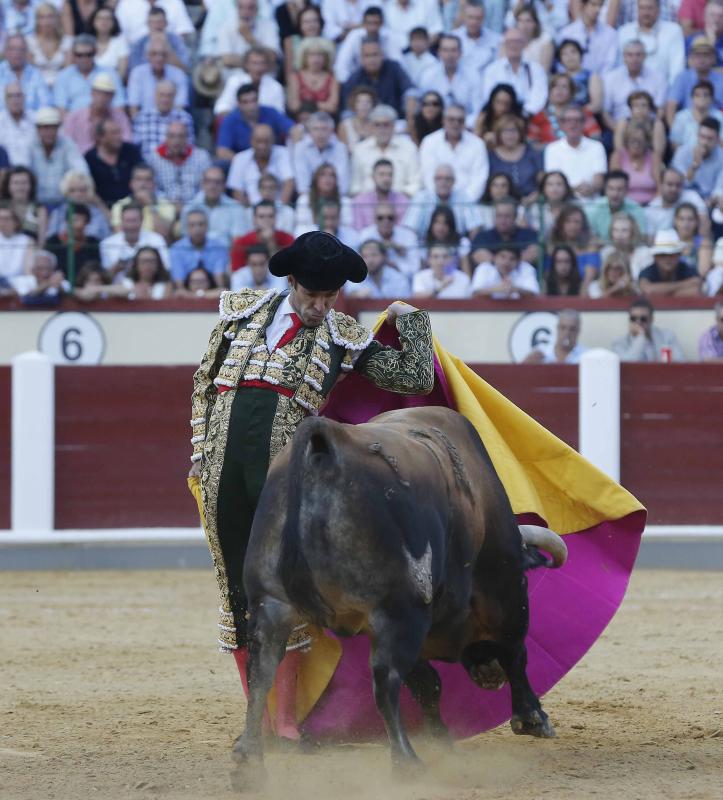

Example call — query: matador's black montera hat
[269,231,367,291]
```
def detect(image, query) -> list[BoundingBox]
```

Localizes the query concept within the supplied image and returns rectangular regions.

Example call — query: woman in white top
[511,4,554,73]
[27,4,73,88]
[413,243,471,299]
[122,246,172,300]
[0,205,33,280]
[91,6,129,81]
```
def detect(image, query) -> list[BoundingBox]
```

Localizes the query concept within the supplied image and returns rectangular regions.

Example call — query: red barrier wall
[54,366,195,528]
[0,364,719,530]
[0,366,10,529]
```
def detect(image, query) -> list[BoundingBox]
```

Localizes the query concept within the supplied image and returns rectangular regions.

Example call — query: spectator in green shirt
[585,170,647,243]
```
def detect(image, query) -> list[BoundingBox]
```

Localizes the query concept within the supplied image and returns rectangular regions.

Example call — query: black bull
[234,406,567,775]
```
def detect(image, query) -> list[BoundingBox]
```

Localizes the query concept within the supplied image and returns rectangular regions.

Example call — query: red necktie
[274,312,303,350]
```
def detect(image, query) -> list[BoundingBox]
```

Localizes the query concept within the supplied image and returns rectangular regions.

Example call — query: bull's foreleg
[230,598,294,791]
[369,605,431,769]
[495,641,556,739]
[404,660,450,743]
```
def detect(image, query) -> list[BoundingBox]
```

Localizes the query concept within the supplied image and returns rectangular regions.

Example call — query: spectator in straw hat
[29,106,89,206]
[638,229,703,296]
[664,35,723,125]
[61,72,132,153]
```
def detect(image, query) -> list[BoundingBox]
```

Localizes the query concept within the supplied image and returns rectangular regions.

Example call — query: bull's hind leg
[404,660,450,742]
[369,605,431,768]
[230,597,294,791]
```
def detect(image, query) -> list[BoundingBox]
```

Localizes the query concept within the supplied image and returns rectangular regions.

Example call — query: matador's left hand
[385,301,418,324]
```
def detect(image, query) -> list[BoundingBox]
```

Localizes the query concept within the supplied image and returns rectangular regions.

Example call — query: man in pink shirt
[61,73,132,154]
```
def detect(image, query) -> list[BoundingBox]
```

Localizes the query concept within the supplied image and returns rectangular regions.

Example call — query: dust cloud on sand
[1,569,721,800]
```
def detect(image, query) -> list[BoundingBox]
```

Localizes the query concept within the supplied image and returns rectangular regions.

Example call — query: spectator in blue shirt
[665,37,723,125]
[671,116,723,199]
[341,39,414,119]
[169,208,229,287]
[54,35,126,112]
[216,83,296,162]
[0,35,52,112]
[127,34,189,117]
[4,0,35,37]
[346,239,411,299]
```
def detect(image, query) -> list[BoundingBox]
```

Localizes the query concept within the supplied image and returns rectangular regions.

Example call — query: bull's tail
[278,417,333,623]
[519,525,568,570]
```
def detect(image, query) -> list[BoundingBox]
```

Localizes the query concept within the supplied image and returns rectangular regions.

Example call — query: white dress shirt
[471,260,540,297]
[322,0,374,41]
[214,72,286,115]
[230,268,288,295]
[226,145,294,205]
[412,268,471,298]
[543,136,608,189]
[452,25,500,75]
[115,0,194,44]
[0,110,34,166]
[418,63,482,116]
[265,295,299,351]
[383,0,444,54]
[617,21,685,87]
[419,129,489,202]
[216,16,281,58]
[556,18,618,74]
[480,58,548,115]
[100,230,170,271]
[350,135,421,196]
[401,51,439,86]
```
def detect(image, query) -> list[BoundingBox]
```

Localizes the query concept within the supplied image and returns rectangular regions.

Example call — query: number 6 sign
[38,312,105,365]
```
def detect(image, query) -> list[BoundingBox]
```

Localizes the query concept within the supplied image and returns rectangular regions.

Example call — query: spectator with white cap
[29,106,89,206]
[638,230,703,297]
[61,72,133,154]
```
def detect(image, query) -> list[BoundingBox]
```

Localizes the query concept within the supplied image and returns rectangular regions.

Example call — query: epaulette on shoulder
[326,310,374,351]
[219,288,279,321]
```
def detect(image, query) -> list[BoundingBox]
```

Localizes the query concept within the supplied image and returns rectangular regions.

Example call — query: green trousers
[216,387,279,646]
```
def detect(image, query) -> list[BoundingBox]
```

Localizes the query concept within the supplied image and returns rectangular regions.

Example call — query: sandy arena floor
[1,568,721,800]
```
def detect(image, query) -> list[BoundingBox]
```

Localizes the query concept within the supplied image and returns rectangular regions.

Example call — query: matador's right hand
[188,460,201,478]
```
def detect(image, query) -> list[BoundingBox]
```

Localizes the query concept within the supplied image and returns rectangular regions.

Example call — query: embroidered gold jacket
[190,289,434,462]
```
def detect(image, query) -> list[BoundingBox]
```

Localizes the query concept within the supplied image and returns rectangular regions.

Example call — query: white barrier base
[0,526,722,546]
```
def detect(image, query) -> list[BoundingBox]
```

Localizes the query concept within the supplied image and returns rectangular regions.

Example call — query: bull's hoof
[469,660,507,690]
[229,762,267,794]
[510,710,556,739]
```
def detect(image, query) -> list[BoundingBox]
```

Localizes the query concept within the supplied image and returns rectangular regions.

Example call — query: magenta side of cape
[306,327,644,740]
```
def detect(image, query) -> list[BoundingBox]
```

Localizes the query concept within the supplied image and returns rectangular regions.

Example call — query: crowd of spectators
[0,0,721,355]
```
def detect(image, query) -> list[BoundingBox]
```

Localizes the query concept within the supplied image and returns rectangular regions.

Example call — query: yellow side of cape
[419,329,645,534]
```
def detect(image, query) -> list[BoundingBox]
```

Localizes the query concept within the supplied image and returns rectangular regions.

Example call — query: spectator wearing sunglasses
[611,297,686,361]
[53,34,125,113]
[357,201,420,278]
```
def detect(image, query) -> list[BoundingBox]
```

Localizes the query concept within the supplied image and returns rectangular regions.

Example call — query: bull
[233,406,567,779]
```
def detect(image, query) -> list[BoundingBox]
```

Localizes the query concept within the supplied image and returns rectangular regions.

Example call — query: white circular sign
[38,312,105,365]
[508,311,559,364]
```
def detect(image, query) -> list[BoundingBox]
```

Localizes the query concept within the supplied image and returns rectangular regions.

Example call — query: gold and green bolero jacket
[190,289,435,462]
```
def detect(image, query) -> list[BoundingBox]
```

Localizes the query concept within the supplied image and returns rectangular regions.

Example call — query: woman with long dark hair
[423,205,471,274]
[122,246,172,300]
[545,245,581,296]
[473,84,522,147]
[0,166,48,244]
[409,91,444,146]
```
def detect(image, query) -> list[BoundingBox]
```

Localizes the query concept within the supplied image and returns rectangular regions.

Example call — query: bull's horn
[519,525,568,568]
